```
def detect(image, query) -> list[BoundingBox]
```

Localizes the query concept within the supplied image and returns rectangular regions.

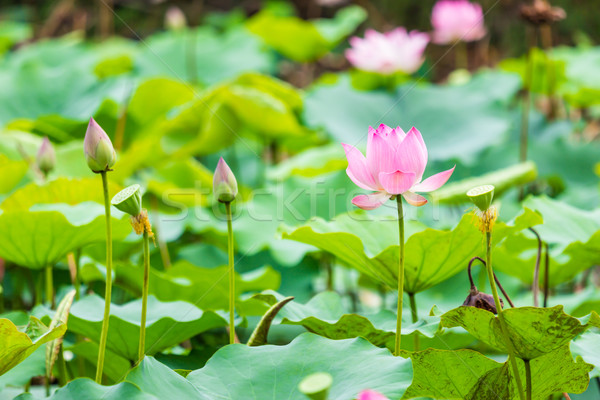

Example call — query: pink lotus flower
[358,389,389,400]
[345,28,429,75]
[431,0,487,44]
[343,124,455,210]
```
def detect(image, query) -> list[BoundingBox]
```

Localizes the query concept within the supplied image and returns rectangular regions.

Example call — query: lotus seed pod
[36,137,56,176]
[213,157,238,203]
[111,184,142,217]
[466,185,495,211]
[298,372,333,400]
[84,118,116,173]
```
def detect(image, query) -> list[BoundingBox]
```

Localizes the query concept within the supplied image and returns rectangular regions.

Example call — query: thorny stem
[225,202,235,345]
[408,292,419,351]
[468,257,515,308]
[395,196,405,356]
[95,171,113,384]
[525,359,532,400]
[528,228,542,307]
[138,230,150,364]
[485,232,526,400]
[543,243,549,308]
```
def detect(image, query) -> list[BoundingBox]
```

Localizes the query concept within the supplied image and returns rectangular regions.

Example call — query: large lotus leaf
[0,155,28,195]
[571,331,600,378]
[441,305,600,360]
[136,27,274,85]
[0,21,31,55]
[0,347,45,390]
[255,291,472,352]
[494,196,600,286]
[284,213,481,293]
[267,144,346,180]
[0,317,66,376]
[552,46,600,107]
[183,333,413,399]
[402,348,502,399]
[107,260,280,314]
[499,47,567,95]
[1,178,122,211]
[49,378,157,400]
[0,203,130,269]
[66,341,131,384]
[303,71,520,163]
[68,294,227,361]
[472,345,593,400]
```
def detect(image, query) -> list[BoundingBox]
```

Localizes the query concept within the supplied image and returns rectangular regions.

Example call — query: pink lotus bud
[213,157,238,203]
[431,0,487,44]
[358,390,389,400]
[345,28,429,75]
[165,6,187,30]
[84,118,116,173]
[36,137,56,176]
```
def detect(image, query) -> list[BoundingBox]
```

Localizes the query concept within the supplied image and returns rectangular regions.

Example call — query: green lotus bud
[84,117,116,173]
[467,185,495,211]
[111,184,142,217]
[298,372,332,400]
[36,137,56,176]
[213,157,238,203]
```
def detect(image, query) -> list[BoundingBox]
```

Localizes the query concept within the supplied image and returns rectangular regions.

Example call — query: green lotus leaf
[49,378,157,400]
[66,341,130,384]
[129,333,413,399]
[67,294,227,361]
[283,213,482,293]
[0,203,130,269]
[571,331,600,378]
[402,348,502,399]
[441,305,600,360]
[0,155,28,195]
[0,317,66,376]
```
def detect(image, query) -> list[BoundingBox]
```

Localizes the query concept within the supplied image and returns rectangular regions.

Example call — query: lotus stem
[408,292,419,351]
[138,230,150,363]
[525,359,532,400]
[95,170,113,384]
[45,264,54,308]
[528,228,542,307]
[395,196,405,356]
[225,201,235,345]
[543,243,549,308]
[485,232,526,400]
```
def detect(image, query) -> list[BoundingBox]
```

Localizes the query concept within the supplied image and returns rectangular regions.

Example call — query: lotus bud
[463,286,502,314]
[111,184,142,217]
[298,372,333,400]
[165,6,187,30]
[36,137,56,177]
[84,118,116,173]
[213,157,238,203]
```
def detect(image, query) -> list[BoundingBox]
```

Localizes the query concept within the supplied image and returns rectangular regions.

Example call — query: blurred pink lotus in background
[345,28,429,75]
[343,124,455,210]
[431,0,486,44]
[357,389,389,400]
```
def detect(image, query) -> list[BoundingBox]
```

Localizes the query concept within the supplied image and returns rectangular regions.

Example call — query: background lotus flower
[36,136,55,176]
[431,0,487,44]
[345,28,429,75]
[343,124,455,210]
[84,118,116,173]
[358,389,389,400]
[213,157,238,203]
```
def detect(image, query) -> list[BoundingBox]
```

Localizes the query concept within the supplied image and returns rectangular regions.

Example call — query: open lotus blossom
[345,28,429,75]
[358,389,389,400]
[343,124,455,210]
[431,0,487,44]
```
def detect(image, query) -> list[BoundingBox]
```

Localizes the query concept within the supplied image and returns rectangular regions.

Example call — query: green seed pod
[466,185,495,211]
[111,184,142,217]
[298,372,333,400]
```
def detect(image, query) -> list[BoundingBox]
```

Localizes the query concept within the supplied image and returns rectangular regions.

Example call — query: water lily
[345,28,429,75]
[343,124,455,211]
[36,137,56,177]
[431,0,487,44]
[84,117,116,173]
[358,390,389,400]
